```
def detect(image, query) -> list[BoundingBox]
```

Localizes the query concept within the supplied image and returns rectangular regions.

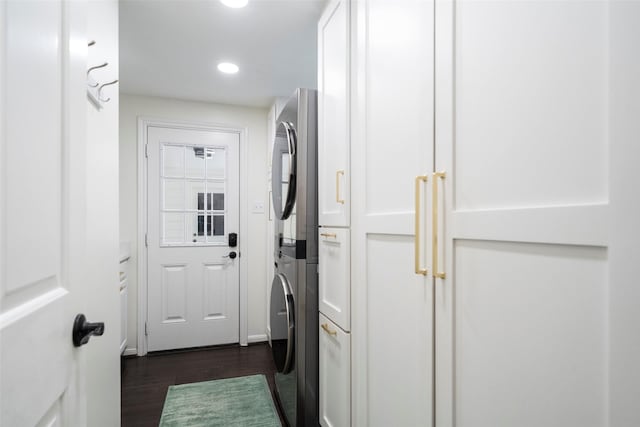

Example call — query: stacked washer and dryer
[270,88,319,427]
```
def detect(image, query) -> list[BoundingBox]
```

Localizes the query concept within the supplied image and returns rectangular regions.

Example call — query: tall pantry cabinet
[433,1,630,425]
[317,1,352,427]
[319,0,640,426]
[350,1,436,425]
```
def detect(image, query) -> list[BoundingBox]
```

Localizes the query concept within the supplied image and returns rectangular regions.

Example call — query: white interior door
[351,0,435,425]
[147,126,240,352]
[434,1,637,425]
[1,1,89,425]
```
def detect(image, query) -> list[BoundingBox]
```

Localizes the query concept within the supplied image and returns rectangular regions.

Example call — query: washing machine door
[270,273,295,374]
[271,121,297,220]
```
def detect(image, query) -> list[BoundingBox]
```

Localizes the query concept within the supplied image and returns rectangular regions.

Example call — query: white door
[351,0,435,425]
[0,1,90,425]
[434,1,639,425]
[147,126,240,352]
[318,0,350,227]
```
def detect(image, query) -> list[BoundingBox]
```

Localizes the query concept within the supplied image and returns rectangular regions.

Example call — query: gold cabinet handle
[415,175,428,276]
[320,232,337,238]
[336,170,345,204]
[321,323,337,336]
[432,172,446,279]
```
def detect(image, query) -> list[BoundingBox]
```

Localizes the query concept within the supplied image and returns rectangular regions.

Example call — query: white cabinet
[119,258,129,354]
[348,1,638,426]
[319,228,350,331]
[318,0,350,227]
[319,314,351,427]
[350,1,435,426]
[433,2,622,425]
[318,1,353,425]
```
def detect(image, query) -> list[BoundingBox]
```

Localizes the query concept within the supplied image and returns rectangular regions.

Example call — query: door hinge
[145,143,149,158]
[145,233,148,247]
[144,322,148,336]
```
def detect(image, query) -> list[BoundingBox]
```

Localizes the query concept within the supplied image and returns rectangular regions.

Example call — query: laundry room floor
[121,343,285,426]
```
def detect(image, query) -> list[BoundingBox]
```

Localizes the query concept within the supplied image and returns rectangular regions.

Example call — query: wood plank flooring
[121,343,285,426]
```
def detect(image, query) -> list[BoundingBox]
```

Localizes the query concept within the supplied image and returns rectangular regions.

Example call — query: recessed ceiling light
[217,62,239,74]
[220,0,248,8]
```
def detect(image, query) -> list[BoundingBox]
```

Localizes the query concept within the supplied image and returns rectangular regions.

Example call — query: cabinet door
[319,228,350,331]
[318,0,350,227]
[351,0,435,426]
[434,1,639,425]
[319,314,351,427]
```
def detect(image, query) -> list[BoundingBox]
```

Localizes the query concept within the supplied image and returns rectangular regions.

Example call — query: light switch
[252,201,265,213]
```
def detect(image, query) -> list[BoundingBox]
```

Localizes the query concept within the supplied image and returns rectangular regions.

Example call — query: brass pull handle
[336,170,345,204]
[432,172,446,279]
[415,175,428,276]
[321,323,337,336]
[320,232,337,239]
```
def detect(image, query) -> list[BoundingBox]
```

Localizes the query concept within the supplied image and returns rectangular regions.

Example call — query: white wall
[85,1,120,426]
[119,94,269,352]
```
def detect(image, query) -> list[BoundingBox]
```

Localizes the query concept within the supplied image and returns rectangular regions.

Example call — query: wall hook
[98,79,119,102]
[87,62,108,87]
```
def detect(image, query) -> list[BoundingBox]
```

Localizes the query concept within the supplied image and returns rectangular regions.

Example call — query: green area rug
[159,374,282,427]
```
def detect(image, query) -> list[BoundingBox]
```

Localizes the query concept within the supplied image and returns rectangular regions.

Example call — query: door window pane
[163,213,185,244]
[188,214,207,244]
[212,193,224,211]
[186,146,206,178]
[162,145,184,178]
[187,181,206,211]
[212,215,224,236]
[163,179,184,210]
[206,147,226,179]
[207,181,225,211]
[207,215,225,244]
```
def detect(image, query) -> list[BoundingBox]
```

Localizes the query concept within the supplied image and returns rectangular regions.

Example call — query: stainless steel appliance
[270,88,318,427]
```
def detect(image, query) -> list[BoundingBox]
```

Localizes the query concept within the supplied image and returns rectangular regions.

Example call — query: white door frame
[136,116,249,356]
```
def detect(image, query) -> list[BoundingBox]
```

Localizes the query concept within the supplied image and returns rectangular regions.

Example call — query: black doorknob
[229,251,237,259]
[72,314,105,347]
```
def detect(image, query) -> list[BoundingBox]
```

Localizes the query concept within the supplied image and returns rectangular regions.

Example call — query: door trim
[136,116,249,355]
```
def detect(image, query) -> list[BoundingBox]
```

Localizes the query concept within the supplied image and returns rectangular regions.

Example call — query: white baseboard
[122,347,138,357]
[247,334,268,344]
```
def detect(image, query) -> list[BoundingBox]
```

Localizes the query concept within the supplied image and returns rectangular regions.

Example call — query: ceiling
[119,0,326,108]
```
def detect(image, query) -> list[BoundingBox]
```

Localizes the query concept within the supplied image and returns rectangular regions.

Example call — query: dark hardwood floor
[121,342,285,426]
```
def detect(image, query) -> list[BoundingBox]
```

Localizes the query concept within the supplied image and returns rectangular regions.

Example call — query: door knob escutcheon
[72,314,105,347]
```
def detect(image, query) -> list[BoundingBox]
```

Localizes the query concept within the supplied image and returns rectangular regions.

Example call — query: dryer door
[271,121,297,220]
[270,273,295,373]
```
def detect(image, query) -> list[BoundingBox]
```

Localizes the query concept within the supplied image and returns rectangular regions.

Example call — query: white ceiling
[119,0,326,108]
